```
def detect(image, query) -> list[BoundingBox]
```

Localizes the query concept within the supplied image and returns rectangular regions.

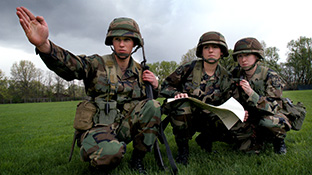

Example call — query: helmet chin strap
[204,58,219,64]
[110,45,140,60]
[241,60,258,71]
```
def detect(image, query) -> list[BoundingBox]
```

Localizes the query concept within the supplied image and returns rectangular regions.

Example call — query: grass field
[0,90,311,175]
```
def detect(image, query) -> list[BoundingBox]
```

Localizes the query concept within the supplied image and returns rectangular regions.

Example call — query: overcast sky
[1,0,311,77]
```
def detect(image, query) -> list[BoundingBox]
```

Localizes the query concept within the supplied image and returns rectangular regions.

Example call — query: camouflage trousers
[166,100,233,143]
[166,100,291,152]
[79,99,161,168]
[230,121,255,151]
[166,100,257,151]
[231,111,291,152]
[257,112,291,140]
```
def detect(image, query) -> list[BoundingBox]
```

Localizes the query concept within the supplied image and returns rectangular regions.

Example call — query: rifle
[68,130,79,162]
[141,46,178,175]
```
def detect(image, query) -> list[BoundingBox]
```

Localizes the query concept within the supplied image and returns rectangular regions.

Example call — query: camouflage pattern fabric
[116,99,161,152]
[230,122,255,151]
[39,42,150,102]
[80,125,126,168]
[196,31,229,58]
[160,60,233,104]
[80,99,161,167]
[163,98,234,143]
[105,17,143,47]
[232,63,290,142]
[37,42,161,168]
[160,60,234,142]
[232,37,264,61]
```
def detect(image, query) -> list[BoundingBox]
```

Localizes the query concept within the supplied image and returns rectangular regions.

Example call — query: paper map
[167,97,245,130]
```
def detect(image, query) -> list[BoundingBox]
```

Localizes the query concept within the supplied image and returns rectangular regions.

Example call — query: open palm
[16,7,49,49]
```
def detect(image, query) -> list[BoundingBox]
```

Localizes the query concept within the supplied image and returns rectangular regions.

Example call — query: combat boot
[195,133,212,152]
[130,149,147,174]
[176,139,189,165]
[273,138,287,154]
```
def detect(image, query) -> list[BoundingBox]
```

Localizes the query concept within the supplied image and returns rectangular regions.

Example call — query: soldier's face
[202,44,223,60]
[112,37,134,58]
[237,53,258,69]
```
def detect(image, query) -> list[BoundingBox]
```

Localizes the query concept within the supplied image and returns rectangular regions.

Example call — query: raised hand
[16,7,51,53]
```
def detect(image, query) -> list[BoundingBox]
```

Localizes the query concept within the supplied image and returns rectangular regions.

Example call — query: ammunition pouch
[73,100,97,131]
[94,98,124,126]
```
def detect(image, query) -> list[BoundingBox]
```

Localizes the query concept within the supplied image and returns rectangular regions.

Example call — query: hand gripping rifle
[141,46,178,175]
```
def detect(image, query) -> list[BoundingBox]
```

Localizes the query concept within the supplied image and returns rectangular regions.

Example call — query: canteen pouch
[73,100,97,130]
[94,99,123,126]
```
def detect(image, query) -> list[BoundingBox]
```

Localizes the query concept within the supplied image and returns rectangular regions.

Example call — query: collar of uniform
[203,63,222,78]
[111,53,141,79]
[253,62,262,74]
[126,57,141,78]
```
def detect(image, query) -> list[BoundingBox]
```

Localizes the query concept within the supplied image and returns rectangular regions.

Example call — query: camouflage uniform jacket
[232,63,285,116]
[37,41,157,113]
[160,59,233,105]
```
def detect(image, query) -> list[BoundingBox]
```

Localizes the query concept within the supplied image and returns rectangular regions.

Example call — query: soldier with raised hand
[232,37,290,154]
[16,6,161,174]
[160,31,237,165]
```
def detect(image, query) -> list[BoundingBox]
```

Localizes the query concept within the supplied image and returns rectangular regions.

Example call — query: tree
[148,61,179,85]
[286,36,312,86]
[54,74,66,98]
[0,69,10,102]
[264,47,282,72]
[219,49,237,72]
[10,60,38,101]
[260,41,282,75]
[44,70,55,99]
[32,68,45,98]
[67,80,86,99]
[280,63,296,89]
[76,80,86,97]
[181,47,197,65]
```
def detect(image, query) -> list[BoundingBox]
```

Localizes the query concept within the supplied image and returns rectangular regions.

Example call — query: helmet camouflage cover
[105,17,143,47]
[232,37,264,61]
[196,31,229,58]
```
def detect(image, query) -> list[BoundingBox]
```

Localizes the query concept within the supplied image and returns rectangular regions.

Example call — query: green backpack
[258,67,306,131]
[279,98,306,131]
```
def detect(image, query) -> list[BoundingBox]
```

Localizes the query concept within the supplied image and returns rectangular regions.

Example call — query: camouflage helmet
[105,17,143,47]
[232,37,264,61]
[196,31,229,58]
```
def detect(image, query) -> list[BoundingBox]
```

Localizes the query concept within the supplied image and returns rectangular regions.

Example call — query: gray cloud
[1,0,311,76]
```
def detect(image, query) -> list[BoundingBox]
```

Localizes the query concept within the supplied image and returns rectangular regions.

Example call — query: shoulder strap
[192,60,203,87]
[180,59,202,88]
[259,66,269,81]
[179,60,194,86]
[101,55,118,96]
[219,65,230,76]
[133,60,144,87]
